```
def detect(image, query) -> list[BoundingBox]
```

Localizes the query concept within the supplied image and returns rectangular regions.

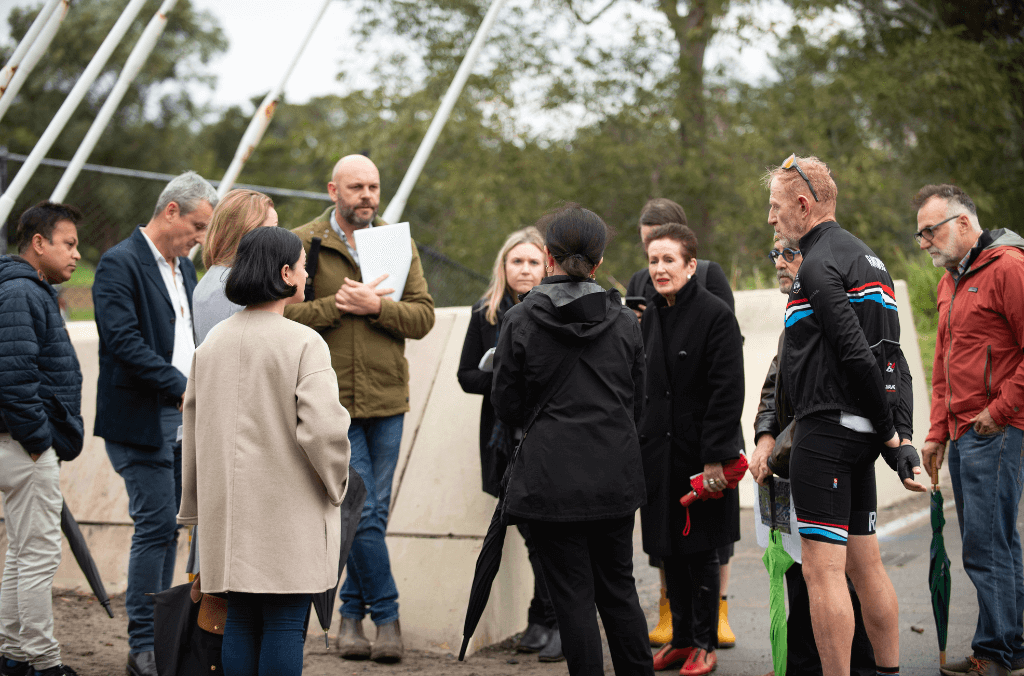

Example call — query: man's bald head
[332,154,378,184]
[328,154,381,229]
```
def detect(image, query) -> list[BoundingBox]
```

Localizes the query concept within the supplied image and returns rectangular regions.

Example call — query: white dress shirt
[141,229,195,377]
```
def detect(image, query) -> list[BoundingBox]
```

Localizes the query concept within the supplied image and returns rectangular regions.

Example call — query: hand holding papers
[353,222,412,302]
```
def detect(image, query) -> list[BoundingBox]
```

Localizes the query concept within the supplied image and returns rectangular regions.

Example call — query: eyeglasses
[769,247,801,263]
[780,153,820,202]
[914,214,959,244]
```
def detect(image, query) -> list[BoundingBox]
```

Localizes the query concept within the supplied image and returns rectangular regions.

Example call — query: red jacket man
[916,184,1024,676]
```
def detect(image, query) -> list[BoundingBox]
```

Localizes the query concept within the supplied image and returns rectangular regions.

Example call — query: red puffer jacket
[927,229,1024,444]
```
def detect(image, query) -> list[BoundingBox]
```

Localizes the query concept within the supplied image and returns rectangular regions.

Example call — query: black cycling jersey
[780,221,913,443]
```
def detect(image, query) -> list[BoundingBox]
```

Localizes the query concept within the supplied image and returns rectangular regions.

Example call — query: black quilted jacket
[0,256,83,459]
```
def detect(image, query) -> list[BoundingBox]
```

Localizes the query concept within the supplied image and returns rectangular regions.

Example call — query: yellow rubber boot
[718,597,736,648]
[649,588,673,646]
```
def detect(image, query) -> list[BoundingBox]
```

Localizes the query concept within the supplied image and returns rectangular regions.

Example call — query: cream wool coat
[178,310,351,594]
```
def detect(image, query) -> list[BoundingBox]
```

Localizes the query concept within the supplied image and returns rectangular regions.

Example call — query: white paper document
[353,222,413,302]
[752,476,803,564]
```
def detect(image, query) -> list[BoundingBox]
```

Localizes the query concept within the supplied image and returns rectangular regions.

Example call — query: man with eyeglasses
[751,233,877,676]
[766,154,924,676]
[914,184,1024,676]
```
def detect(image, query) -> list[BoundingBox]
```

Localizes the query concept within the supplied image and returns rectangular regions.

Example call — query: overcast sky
[0,0,792,115]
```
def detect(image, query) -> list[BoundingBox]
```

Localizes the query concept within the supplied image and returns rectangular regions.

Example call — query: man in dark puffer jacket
[0,202,84,676]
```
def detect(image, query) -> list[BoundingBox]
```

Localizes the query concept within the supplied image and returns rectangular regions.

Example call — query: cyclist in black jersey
[766,155,925,676]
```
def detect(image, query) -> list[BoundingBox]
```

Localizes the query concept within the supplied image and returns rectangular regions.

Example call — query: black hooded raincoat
[491,276,647,523]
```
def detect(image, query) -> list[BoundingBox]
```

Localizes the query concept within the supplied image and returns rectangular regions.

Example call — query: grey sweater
[192,265,244,346]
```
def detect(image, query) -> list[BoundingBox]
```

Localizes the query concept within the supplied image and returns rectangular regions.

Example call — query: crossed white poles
[1,0,509,238]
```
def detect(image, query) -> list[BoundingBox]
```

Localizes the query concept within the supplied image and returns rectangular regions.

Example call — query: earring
[687,274,692,280]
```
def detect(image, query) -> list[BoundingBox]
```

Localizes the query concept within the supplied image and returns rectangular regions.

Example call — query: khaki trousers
[0,434,62,669]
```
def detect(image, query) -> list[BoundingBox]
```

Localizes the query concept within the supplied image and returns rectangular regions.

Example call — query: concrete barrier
[0,282,935,653]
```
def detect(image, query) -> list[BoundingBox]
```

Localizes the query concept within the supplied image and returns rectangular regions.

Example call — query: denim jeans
[948,424,1024,669]
[105,406,182,653]
[339,415,402,626]
[222,592,311,676]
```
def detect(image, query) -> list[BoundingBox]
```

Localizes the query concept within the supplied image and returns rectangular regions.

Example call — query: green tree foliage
[1,0,226,256]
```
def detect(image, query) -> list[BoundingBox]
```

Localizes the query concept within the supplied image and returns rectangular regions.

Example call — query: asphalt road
[630,487,1018,676]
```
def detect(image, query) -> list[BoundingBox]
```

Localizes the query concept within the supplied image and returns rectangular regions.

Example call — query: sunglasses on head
[914,214,959,245]
[769,247,800,263]
[780,154,820,203]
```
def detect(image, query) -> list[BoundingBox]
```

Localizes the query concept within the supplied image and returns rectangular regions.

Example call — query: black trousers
[516,522,557,628]
[664,548,720,652]
[528,517,654,676]
[785,563,876,676]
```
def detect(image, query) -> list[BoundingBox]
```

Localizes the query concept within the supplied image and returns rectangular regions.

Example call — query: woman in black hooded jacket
[492,204,653,676]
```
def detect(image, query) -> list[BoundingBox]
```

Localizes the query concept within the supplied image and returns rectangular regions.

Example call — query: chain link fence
[0,151,488,310]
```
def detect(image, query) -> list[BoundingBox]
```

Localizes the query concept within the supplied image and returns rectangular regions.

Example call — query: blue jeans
[222,592,311,676]
[339,415,402,625]
[105,406,182,653]
[948,424,1024,668]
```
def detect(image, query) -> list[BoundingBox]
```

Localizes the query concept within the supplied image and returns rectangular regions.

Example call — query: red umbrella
[679,454,748,536]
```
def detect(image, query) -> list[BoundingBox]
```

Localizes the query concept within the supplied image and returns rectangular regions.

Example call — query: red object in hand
[680,454,749,535]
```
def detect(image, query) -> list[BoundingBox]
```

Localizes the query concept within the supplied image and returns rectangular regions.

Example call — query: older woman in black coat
[638,224,744,676]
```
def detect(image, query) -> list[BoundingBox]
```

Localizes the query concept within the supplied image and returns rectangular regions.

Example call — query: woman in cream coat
[179,226,351,675]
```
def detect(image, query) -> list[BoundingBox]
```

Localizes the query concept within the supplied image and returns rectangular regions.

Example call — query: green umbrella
[928,457,951,666]
[762,480,795,676]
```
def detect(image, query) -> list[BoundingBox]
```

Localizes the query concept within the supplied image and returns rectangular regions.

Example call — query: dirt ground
[51,589,572,676]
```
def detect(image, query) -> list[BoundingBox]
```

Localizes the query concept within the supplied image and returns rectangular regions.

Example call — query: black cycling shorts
[789,414,879,545]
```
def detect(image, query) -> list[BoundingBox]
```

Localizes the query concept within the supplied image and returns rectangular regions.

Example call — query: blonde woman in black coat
[638,224,744,676]
[492,205,653,676]
[457,226,563,660]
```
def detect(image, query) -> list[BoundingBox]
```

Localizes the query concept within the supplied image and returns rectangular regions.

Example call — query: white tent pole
[0,0,63,93]
[216,0,333,199]
[0,0,70,124]
[51,0,179,202]
[0,0,149,224]
[381,0,508,224]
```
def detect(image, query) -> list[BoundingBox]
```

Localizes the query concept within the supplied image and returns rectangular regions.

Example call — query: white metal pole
[381,0,508,224]
[51,0,178,202]
[216,0,333,198]
[0,0,70,124]
[0,0,148,224]
[0,0,63,93]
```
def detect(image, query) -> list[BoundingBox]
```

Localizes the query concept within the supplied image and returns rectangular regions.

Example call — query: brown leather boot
[371,620,404,663]
[336,617,371,660]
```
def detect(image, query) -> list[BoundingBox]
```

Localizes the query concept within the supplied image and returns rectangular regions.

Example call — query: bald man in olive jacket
[285,155,434,662]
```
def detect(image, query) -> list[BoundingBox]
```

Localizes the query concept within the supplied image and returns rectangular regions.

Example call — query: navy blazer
[92,227,197,449]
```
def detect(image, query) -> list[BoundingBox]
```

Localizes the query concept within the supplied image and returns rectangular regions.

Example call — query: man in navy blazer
[92,171,217,676]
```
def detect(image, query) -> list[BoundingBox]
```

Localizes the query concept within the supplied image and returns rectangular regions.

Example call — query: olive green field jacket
[284,206,435,418]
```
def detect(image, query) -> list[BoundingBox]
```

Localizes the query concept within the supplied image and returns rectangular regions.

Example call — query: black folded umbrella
[60,500,113,618]
[312,472,368,648]
[459,502,508,660]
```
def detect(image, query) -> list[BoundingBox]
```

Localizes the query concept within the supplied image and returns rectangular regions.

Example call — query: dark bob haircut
[540,203,609,281]
[224,227,303,307]
[17,201,83,253]
[645,223,698,261]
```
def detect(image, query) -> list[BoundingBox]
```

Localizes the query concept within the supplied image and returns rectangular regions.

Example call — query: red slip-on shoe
[653,644,693,671]
[679,648,717,676]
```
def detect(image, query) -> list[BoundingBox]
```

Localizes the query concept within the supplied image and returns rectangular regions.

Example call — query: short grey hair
[774,231,799,250]
[912,183,981,232]
[153,171,218,218]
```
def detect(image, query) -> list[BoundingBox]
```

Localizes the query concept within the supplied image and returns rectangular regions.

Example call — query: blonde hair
[202,189,275,269]
[480,226,545,325]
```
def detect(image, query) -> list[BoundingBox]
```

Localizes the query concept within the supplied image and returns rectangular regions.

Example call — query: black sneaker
[31,665,78,676]
[0,659,29,676]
